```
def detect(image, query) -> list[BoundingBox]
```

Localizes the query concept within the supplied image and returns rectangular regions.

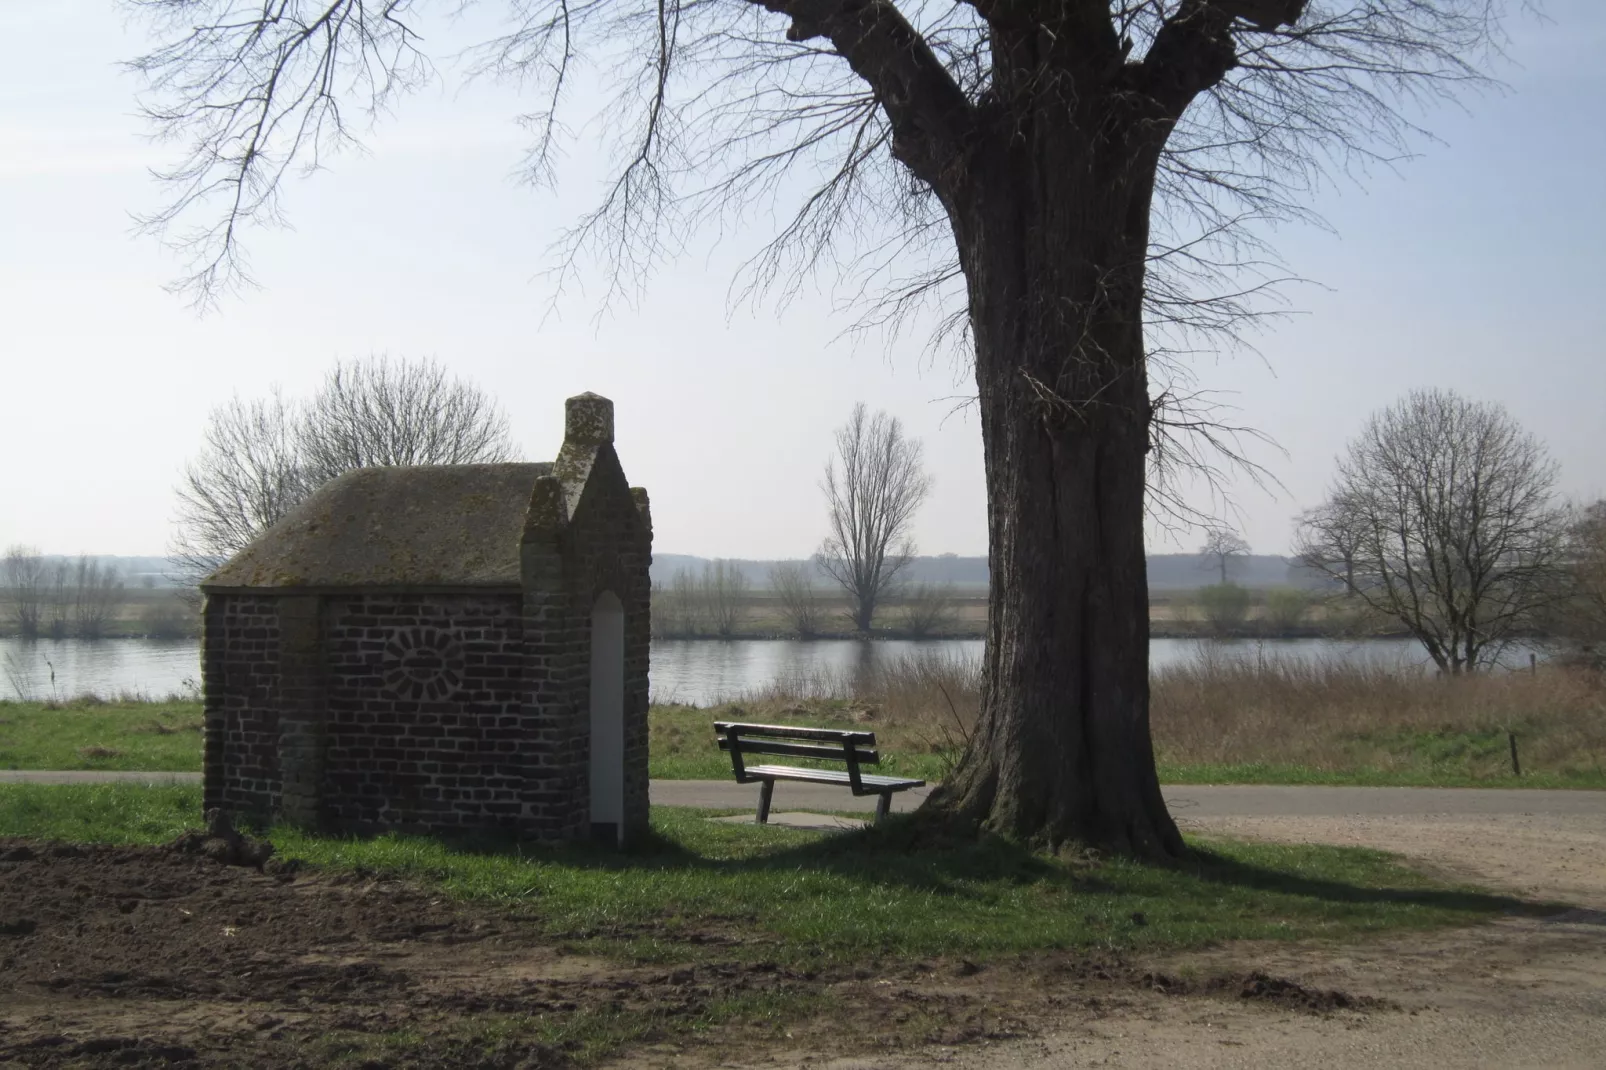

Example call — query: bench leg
[757,780,775,825]
[874,792,891,825]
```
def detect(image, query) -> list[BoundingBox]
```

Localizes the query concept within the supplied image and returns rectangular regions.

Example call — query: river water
[0,635,1495,707]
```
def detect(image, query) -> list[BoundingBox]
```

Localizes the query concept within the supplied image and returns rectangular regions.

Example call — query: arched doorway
[589,590,625,844]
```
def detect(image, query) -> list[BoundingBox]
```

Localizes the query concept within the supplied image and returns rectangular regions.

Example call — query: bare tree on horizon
[1544,500,1606,666]
[71,557,125,640]
[128,0,1526,855]
[1199,527,1251,585]
[816,404,932,634]
[2,546,48,639]
[768,561,827,638]
[699,560,751,638]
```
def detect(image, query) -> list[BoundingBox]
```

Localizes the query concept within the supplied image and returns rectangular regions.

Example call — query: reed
[715,647,1605,784]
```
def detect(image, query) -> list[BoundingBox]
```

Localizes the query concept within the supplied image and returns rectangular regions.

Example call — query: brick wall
[320,592,529,833]
[202,595,283,820]
[205,575,649,842]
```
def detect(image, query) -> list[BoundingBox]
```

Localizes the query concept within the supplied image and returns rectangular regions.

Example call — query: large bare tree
[129,0,1520,855]
[1295,389,1565,674]
[816,404,932,633]
[171,357,516,586]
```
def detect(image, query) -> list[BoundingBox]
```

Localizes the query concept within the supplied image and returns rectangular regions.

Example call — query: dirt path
[1180,812,1606,911]
[709,909,1605,1070]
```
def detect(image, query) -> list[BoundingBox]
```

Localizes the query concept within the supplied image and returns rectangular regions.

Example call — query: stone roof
[203,463,555,590]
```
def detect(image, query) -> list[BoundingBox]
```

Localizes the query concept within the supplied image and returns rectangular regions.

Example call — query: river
[0,635,1509,708]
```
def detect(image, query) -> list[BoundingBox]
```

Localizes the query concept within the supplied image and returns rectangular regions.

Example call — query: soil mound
[165,808,275,869]
[1138,967,1393,1013]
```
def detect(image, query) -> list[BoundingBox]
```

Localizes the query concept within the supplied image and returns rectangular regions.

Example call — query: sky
[2,2,1603,563]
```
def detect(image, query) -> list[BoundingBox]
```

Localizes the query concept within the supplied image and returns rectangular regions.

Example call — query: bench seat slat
[744,764,925,790]
[718,738,878,764]
[714,721,876,745]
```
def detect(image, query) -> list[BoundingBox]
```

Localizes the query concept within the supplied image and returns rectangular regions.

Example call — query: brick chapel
[199,393,652,845]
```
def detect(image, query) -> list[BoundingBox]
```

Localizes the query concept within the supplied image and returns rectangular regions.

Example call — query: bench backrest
[713,721,879,788]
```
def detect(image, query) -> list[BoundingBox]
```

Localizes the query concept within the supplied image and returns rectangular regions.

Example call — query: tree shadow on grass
[318,810,1554,922]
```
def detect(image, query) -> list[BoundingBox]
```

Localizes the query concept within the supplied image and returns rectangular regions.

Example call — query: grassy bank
[0,697,203,772]
[0,782,1531,966]
[1150,654,1606,786]
[5,654,1602,787]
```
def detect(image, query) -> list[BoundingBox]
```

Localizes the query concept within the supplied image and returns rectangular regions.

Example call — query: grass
[0,783,1535,967]
[0,697,203,771]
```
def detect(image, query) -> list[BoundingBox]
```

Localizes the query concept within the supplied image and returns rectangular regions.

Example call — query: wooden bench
[714,721,926,824]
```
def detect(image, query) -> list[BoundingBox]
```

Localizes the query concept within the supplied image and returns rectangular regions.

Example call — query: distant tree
[648,579,668,640]
[44,561,72,640]
[1,546,47,639]
[1294,496,1369,594]
[1543,499,1606,666]
[71,557,125,640]
[1199,528,1251,585]
[1296,389,1566,674]
[1195,583,1251,636]
[700,560,751,639]
[816,405,932,634]
[768,561,826,639]
[657,567,706,638]
[895,582,960,638]
[171,357,516,588]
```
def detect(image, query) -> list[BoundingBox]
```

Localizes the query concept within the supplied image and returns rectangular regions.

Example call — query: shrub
[1261,587,1310,633]
[1195,583,1251,636]
[141,601,195,639]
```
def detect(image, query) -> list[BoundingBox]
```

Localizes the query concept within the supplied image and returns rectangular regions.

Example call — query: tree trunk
[921,106,1184,860]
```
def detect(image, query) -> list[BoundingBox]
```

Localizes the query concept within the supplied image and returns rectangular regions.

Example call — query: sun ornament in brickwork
[381,626,466,701]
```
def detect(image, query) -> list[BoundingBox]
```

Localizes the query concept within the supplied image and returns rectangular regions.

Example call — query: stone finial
[565,393,614,445]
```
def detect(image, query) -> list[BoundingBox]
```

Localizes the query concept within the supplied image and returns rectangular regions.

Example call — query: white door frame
[588,590,626,844]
